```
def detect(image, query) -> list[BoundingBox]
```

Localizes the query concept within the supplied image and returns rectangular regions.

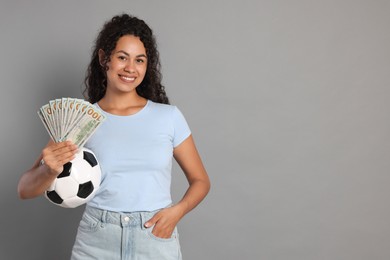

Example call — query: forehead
[114,35,146,54]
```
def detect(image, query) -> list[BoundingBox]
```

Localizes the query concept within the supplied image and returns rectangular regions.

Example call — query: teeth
[121,76,135,81]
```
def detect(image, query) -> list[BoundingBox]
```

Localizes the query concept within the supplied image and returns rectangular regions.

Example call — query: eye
[136,58,146,64]
[118,56,127,61]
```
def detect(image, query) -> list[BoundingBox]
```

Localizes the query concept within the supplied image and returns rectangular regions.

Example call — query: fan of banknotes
[38,98,106,147]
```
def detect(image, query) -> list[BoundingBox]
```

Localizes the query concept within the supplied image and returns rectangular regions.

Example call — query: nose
[124,61,135,73]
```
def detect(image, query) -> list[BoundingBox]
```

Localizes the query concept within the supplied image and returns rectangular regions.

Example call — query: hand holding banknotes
[41,140,79,176]
[37,98,106,176]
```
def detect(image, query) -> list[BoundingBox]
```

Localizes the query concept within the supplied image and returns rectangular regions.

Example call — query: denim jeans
[71,206,182,260]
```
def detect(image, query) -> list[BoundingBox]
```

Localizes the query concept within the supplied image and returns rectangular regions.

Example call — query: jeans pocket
[147,226,177,242]
[78,211,101,232]
[141,211,177,242]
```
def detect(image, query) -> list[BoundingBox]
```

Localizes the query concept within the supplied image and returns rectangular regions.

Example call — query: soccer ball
[45,147,101,208]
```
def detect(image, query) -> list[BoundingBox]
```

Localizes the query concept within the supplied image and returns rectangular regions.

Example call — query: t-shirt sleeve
[172,106,191,147]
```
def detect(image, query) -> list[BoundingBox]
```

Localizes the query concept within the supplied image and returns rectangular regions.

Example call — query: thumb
[144,214,159,228]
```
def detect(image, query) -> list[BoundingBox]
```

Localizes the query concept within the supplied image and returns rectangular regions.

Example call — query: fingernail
[144,222,151,228]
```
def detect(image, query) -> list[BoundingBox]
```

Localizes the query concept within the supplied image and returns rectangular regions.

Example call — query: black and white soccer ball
[45,147,101,208]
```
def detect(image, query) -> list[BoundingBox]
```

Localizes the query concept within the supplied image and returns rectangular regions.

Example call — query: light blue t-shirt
[85,100,191,212]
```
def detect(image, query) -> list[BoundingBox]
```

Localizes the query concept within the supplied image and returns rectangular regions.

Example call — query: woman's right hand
[41,141,78,176]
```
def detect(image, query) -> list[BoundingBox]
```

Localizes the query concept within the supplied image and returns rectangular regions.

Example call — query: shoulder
[148,101,181,115]
[147,101,189,129]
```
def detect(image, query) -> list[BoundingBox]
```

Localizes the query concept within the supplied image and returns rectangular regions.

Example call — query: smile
[119,75,136,82]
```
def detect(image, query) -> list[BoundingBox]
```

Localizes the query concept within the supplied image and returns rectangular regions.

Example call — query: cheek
[142,68,147,77]
[105,68,119,83]
[137,66,147,79]
[140,72,147,82]
[107,61,121,74]
[108,62,119,71]
[106,69,115,79]
[141,66,148,77]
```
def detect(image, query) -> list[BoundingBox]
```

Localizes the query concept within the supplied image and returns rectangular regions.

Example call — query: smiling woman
[99,35,148,98]
[85,14,169,105]
[17,13,210,260]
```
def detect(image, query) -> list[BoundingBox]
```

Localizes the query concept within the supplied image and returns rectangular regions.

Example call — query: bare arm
[144,135,210,238]
[17,140,78,199]
[173,135,210,215]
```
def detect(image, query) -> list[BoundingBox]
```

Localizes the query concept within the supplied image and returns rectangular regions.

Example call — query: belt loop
[140,212,147,230]
[100,209,107,227]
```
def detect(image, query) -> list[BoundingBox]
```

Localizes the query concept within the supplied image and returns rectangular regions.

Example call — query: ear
[98,49,105,66]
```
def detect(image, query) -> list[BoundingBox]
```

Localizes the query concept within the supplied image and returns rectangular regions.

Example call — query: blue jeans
[71,206,182,260]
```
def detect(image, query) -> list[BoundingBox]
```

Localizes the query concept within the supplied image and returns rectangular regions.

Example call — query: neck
[98,91,148,116]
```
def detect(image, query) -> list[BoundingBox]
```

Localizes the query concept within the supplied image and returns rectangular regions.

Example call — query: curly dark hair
[83,14,169,104]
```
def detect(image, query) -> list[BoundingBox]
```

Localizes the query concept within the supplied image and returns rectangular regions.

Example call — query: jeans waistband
[84,205,160,227]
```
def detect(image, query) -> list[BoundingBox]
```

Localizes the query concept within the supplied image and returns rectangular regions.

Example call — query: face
[101,35,148,95]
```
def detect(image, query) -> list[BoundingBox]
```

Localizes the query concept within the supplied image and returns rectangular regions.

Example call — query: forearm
[175,178,211,218]
[172,135,211,218]
[18,141,78,199]
[17,158,56,199]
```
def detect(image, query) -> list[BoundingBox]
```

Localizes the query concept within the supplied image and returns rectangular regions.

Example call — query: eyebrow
[115,50,147,58]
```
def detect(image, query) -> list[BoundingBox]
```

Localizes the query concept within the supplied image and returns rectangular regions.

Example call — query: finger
[54,152,77,165]
[55,144,78,157]
[52,141,78,153]
[44,153,76,176]
[43,146,77,170]
[144,214,160,228]
[42,142,76,158]
[151,224,173,238]
[43,146,77,165]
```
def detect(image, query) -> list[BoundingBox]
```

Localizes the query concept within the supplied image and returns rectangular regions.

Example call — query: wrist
[41,163,60,178]
[173,201,189,219]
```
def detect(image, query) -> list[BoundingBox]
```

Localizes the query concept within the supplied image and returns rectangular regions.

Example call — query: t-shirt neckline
[95,100,150,118]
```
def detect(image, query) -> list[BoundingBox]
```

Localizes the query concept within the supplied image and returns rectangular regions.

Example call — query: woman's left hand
[144,204,185,239]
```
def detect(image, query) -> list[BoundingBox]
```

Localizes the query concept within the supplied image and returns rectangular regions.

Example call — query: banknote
[38,98,106,147]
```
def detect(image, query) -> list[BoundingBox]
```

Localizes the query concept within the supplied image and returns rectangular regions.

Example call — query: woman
[17,14,210,259]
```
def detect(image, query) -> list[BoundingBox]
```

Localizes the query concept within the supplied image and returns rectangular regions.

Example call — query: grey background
[1,0,389,259]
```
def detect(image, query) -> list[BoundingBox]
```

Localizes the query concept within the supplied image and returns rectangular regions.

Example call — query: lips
[119,74,136,82]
